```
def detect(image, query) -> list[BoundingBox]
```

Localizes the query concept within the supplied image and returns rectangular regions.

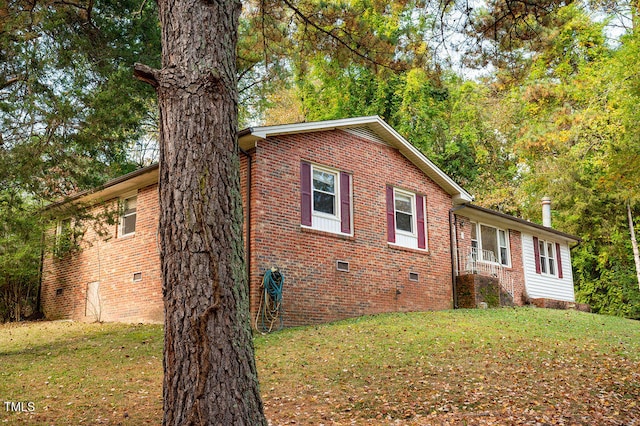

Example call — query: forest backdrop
[1,0,639,321]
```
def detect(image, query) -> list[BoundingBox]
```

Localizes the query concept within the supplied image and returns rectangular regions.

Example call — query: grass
[1,308,639,425]
[0,321,163,425]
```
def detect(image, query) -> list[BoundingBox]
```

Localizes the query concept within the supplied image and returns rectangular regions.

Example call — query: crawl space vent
[336,261,349,272]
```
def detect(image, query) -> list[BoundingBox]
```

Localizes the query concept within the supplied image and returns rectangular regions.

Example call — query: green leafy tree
[485,4,640,317]
[0,192,43,321]
[0,0,161,321]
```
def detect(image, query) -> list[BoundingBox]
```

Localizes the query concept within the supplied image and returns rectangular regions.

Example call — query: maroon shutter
[386,186,395,243]
[416,194,426,249]
[533,236,541,274]
[556,242,563,279]
[300,161,312,226]
[340,172,351,234]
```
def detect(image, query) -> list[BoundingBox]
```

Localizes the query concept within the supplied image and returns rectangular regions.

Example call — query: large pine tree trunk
[135,0,267,424]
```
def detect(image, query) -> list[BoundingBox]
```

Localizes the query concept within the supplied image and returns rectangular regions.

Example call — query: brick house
[41,116,581,325]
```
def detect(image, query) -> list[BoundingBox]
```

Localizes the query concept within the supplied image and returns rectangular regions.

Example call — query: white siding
[393,233,420,250]
[310,213,342,235]
[522,233,575,302]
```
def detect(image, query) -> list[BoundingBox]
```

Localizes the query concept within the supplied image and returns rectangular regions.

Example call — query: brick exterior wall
[41,184,163,323]
[41,127,542,325]
[456,274,502,308]
[247,130,455,326]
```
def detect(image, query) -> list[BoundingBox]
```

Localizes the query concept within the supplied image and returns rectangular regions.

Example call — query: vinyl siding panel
[522,232,575,302]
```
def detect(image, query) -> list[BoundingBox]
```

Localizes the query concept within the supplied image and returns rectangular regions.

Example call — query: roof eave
[456,204,581,244]
[46,163,160,211]
[239,116,474,202]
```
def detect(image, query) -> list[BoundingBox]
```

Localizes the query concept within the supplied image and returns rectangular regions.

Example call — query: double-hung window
[313,168,337,216]
[119,193,137,237]
[300,161,352,235]
[394,192,414,234]
[54,217,74,257]
[533,237,563,278]
[386,186,427,250]
[470,222,510,266]
[56,218,72,241]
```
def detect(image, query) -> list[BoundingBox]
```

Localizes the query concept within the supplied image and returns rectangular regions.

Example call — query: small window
[57,218,72,238]
[132,272,143,282]
[313,168,337,216]
[409,272,419,282]
[471,222,478,260]
[336,260,349,272]
[394,191,414,234]
[539,239,548,274]
[54,217,77,257]
[547,242,555,275]
[120,194,137,237]
[537,239,557,276]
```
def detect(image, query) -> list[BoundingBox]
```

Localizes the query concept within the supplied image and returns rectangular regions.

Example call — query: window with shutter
[533,237,561,277]
[300,162,352,235]
[387,186,427,250]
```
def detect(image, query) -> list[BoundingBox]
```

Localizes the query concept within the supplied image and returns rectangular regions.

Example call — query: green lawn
[1,308,639,425]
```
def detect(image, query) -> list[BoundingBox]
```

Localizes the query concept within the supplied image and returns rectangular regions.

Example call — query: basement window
[336,260,349,272]
[409,272,419,282]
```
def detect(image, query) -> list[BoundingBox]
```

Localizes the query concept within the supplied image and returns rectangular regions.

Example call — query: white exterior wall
[522,232,575,302]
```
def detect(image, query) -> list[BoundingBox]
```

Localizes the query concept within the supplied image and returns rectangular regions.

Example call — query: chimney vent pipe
[542,197,552,227]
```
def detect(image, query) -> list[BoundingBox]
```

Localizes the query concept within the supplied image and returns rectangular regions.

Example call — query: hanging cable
[254,267,284,333]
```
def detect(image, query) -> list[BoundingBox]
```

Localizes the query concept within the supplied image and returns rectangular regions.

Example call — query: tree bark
[136,0,267,424]
[628,201,640,292]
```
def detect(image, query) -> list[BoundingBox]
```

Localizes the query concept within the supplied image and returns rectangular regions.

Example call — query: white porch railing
[458,248,515,299]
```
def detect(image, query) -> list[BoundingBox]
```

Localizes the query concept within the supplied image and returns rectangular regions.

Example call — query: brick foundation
[531,298,590,313]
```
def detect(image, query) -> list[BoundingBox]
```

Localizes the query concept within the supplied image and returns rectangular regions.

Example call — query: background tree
[0,0,161,322]
[0,192,43,321]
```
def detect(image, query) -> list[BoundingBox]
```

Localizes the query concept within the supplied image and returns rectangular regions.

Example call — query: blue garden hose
[254,267,284,333]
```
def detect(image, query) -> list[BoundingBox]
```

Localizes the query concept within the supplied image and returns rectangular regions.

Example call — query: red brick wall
[43,129,462,326]
[41,184,163,322]
[248,130,455,326]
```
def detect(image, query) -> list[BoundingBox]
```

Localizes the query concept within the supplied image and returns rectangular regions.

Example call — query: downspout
[35,229,46,316]
[239,147,252,296]
[449,204,467,309]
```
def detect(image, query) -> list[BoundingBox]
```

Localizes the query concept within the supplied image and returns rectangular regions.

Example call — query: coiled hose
[254,267,284,333]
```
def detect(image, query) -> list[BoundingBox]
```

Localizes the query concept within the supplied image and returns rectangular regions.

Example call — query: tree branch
[0,76,21,91]
[279,0,403,71]
[134,63,160,88]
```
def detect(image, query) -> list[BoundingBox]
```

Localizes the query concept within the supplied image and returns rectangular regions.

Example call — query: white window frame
[470,222,511,267]
[538,239,557,277]
[119,192,138,238]
[311,165,340,221]
[393,188,416,237]
[56,217,72,240]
